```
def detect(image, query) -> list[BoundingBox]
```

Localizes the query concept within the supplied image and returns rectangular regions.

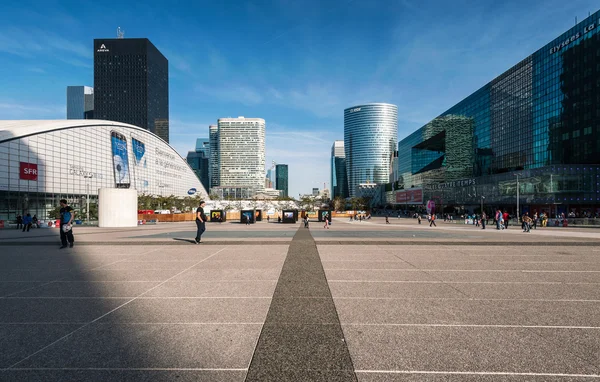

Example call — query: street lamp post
[514,173,520,222]
[481,195,485,215]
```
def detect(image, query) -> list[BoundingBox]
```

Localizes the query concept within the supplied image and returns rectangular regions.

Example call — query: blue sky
[0,0,597,197]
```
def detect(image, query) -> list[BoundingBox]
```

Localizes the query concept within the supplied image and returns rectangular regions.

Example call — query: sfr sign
[20,162,38,181]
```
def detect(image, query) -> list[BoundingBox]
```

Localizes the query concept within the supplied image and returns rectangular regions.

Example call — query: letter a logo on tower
[97,43,109,53]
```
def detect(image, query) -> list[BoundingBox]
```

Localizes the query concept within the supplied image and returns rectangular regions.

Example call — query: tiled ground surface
[1,218,599,381]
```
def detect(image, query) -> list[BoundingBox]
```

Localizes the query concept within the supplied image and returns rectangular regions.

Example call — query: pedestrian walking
[58,199,75,249]
[385,216,390,224]
[481,212,486,229]
[304,216,310,228]
[323,216,329,229]
[429,214,437,227]
[16,215,22,230]
[194,201,207,244]
[503,211,509,229]
[532,212,538,230]
[267,215,270,223]
[22,213,32,232]
[32,214,39,228]
[417,215,422,224]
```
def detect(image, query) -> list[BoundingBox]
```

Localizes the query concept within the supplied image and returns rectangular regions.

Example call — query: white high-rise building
[217,117,265,195]
[66,86,94,119]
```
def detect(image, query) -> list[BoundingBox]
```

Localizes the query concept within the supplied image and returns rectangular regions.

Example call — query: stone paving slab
[0,298,130,323]
[142,280,278,298]
[341,325,599,374]
[12,281,162,298]
[333,298,600,326]
[0,324,82,368]
[98,298,271,323]
[13,323,262,369]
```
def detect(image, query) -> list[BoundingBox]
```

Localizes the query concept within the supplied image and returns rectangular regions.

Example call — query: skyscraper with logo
[66,86,94,119]
[93,38,169,142]
[275,164,288,198]
[330,140,349,198]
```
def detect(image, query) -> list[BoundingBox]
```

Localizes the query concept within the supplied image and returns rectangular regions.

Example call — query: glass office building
[186,138,210,192]
[330,140,349,198]
[66,86,94,119]
[344,103,398,197]
[275,164,289,198]
[398,10,600,217]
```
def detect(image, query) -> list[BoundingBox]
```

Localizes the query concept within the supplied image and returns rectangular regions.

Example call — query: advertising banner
[396,188,422,204]
[20,162,38,181]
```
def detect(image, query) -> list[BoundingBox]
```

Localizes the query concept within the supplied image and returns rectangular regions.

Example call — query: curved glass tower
[344,103,398,197]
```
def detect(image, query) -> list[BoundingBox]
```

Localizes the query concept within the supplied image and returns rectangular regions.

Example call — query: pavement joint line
[3,296,275,299]
[327,280,600,284]
[354,370,600,377]
[4,245,231,370]
[0,322,265,325]
[5,367,249,371]
[342,323,600,329]
[324,268,600,272]
[332,297,600,302]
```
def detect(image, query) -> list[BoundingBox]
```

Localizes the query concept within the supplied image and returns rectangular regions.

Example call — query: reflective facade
[209,124,219,188]
[275,164,288,197]
[398,10,600,217]
[94,38,169,143]
[66,86,94,119]
[330,140,349,198]
[344,103,398,197]
[186,138,210,192]
[0,120,208,221]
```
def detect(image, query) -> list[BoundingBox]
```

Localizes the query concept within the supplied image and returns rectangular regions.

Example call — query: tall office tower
[94,38,169,141]
[217,117,266,195]
[344,103,398,197]
[312,188,319,196]
[66,86,94,119]
[208,124,219,188]
[265,169,274,188]
[275,164,288,198]
[331,140,349,198]
[186,138,210,192]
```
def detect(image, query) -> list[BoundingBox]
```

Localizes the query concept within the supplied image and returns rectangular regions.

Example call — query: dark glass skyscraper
[398,10,600,217]
[275,164,288,198]
[94,38,169,142]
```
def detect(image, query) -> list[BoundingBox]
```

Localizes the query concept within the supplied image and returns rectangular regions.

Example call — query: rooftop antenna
[117,27,125,39]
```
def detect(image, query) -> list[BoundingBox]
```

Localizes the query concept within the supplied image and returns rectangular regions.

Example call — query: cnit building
[396,9,600,218]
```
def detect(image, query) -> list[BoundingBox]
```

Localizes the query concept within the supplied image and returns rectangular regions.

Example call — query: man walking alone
[194,201,207,244]
[59,199,75,249]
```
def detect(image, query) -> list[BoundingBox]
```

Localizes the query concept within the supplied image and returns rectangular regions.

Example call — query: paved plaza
[1,218,600,381]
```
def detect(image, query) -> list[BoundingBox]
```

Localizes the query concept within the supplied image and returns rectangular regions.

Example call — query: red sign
[20,162,38,181]
[396,188,423,204]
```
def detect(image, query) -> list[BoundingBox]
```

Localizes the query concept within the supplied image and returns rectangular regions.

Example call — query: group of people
[15,214,38,232]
